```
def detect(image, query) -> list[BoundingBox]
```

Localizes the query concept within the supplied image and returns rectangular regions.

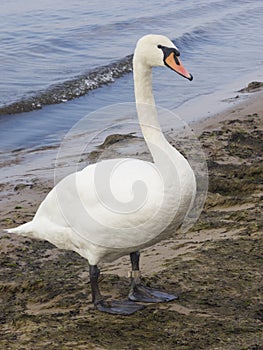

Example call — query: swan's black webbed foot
[128,283,178,303]
[89,264,144,315]
[128,251,178,303]
[95,299,144,315]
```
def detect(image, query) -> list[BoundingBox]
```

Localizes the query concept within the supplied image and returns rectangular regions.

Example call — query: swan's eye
[174,49,180,57]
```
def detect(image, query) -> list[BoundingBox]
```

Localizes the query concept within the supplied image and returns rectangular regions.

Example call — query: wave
[0,54,133,115]
[0,25,217,116]
[0,25,205,116]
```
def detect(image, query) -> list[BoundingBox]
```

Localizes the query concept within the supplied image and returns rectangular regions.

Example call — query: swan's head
[134,34,193,81]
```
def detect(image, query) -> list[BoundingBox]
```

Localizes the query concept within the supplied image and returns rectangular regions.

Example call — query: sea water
[0,0,262,152]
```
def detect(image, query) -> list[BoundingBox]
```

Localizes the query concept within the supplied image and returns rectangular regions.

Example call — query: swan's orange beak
[165,52,193,81]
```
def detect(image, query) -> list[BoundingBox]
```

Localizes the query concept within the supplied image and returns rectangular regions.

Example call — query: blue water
[0,0,263,151]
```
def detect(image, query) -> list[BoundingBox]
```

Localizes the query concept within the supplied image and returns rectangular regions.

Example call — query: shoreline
[191,81,263,135]
[0,82,262,350]
[1,81,262,183]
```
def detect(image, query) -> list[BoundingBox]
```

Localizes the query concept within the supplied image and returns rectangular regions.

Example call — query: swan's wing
[33,158,179,249]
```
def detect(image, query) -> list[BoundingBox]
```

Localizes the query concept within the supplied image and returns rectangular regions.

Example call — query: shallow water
[0,0,263,151]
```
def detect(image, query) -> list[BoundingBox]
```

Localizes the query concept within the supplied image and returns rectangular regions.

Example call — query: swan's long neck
[133,58,179,166]
[133,49,196,228]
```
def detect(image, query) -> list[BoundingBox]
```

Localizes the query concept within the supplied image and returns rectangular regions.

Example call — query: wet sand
[0,83,262,350]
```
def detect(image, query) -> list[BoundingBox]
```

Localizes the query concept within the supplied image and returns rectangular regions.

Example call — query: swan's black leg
[89,264,144,315]
[89,265,103,304]
[128,251,178,303]
[130,250,140,271]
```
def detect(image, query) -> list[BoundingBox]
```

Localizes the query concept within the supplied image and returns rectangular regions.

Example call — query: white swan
[7,34,196,315]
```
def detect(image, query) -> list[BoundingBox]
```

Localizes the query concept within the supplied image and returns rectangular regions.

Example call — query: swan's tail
[5,221,35,237]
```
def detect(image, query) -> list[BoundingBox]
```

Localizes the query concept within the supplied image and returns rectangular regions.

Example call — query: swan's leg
[89,265,103,304]
[128,251,178,303]
[89,264,144,315]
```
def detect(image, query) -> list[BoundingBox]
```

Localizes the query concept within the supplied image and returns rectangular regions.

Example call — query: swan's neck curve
[133,50,196,228]
[133,57,180,166]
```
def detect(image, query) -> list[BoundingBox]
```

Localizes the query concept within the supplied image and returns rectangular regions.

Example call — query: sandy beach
[0,82,262,350]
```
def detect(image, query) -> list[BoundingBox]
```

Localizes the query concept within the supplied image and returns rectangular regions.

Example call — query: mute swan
[7,34,195,315]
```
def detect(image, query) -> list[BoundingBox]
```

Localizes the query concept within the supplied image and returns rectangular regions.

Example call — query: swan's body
[7,35,196,315]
